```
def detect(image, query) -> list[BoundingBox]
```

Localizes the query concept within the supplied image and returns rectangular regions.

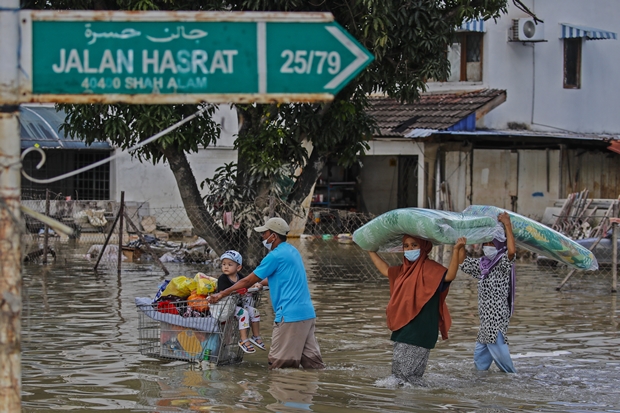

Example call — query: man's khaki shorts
[268,318,325,369]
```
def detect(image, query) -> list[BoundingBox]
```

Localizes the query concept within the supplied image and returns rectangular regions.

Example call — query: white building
[360,0,620,219]
[110,105,238,210]
[20,104,238,211]
[22,1,620,222]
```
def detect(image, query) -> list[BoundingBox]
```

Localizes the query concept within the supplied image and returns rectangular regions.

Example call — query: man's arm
[208,273,261,303]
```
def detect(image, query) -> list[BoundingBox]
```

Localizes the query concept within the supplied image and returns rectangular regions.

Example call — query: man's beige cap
[254,217,290,235]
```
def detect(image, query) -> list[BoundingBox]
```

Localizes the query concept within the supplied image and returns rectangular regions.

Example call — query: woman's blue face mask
[404,249,421,262]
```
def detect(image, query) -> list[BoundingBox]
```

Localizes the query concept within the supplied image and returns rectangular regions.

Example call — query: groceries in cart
[153,274,217,317]
[135,269,264,365]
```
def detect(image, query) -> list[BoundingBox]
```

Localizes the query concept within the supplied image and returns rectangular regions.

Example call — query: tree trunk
[158,144,231,255]
[288,148,326,205]
[235,106,253,189]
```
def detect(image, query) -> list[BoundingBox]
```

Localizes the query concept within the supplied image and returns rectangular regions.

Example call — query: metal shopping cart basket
[135,289,263,365]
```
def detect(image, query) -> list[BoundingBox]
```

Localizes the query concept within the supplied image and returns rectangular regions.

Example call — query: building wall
[516,149,561,219]
[110,105,238,210]
[561,148,620,199]
[361,139,425,214]
[359,155,399,214]
[480,0,620,134]
[445,148,560,219]
[426,1,620,135]
[444,151,470,212]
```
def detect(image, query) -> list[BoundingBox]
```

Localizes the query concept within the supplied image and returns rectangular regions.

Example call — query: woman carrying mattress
[450,212,517,373]
[368,235,458,384]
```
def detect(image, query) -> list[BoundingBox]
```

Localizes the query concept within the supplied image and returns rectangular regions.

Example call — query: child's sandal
[238,339,256,354]
[249,336,266,351]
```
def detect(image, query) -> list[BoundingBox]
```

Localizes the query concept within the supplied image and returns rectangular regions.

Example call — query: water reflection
[20,242,620,412]
[266,370,318,412]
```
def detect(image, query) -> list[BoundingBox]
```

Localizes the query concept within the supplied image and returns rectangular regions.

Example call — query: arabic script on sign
[84,24,208,45]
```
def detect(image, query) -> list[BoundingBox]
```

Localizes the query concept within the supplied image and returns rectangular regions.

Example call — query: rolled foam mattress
[352,208,501,251]
[463,205,598,271]
[353,206,598,271]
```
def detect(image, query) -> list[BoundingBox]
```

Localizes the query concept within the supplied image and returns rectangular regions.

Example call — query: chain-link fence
[19,190,619,289]
[19,191,398,280]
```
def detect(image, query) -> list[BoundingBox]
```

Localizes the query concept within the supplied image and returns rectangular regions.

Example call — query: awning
[560,23,617,40]
[458,19,485,33]
[19,105,112,150]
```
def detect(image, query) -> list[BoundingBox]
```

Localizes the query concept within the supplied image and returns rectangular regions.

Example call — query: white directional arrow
[323,26,371,90]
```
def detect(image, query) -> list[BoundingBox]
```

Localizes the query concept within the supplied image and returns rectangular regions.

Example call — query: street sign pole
[19,10,373,104]
[0,0,22,411]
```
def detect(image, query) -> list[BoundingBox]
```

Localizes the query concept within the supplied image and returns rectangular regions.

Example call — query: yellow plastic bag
[161,276,196,298]
[194,273,218,295]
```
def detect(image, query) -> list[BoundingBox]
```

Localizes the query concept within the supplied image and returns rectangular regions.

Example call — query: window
[564,38,581,89]
[22,150,111,200]
[447,33,484,82]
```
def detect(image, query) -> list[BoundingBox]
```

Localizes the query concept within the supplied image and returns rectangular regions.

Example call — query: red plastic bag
[157,301,178,314]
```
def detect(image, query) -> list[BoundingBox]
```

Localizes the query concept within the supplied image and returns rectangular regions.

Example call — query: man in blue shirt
[208,217,324,369]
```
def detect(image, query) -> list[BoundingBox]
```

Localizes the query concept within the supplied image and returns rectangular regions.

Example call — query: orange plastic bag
[187,292,209,312]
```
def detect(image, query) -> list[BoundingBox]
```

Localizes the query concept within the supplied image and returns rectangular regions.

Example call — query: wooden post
[93,208,121,271]
[0,0,22,410]
[43,189,50,264]
[612,221,618,293]
[117,191,125,274]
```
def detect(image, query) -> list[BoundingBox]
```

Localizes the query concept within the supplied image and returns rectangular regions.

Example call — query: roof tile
[368,89,506,136]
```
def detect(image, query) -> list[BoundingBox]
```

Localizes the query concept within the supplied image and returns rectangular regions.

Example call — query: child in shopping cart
[217,250,266,354]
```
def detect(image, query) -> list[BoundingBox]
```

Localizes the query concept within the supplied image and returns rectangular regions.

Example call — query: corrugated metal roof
[368,89,506,137]
[19,105,112,150]
[435,129,620,141]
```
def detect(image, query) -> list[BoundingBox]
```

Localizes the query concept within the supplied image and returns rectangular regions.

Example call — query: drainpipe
[0,0,23,411]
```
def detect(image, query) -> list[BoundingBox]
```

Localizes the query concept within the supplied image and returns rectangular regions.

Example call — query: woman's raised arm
[368,251,390,277]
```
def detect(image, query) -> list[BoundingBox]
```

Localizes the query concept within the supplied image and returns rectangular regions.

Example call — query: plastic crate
[136,290,262,365]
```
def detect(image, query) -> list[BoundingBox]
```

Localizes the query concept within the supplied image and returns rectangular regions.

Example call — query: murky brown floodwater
[21,239,620,412]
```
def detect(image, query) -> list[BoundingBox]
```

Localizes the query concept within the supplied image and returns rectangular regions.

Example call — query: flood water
[21,240,620,412]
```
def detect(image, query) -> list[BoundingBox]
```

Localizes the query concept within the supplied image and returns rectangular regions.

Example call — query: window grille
[21,150,111,200]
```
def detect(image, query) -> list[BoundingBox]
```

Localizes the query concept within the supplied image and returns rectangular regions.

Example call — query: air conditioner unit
[509,18,545,42]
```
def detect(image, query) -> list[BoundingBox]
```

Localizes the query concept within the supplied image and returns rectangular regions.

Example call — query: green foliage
[201,163,259,226]
[58,103,220,163]
[235,104,308,177]
[236,0,507,102]
[201,162,293,231]
[29,0,508,208]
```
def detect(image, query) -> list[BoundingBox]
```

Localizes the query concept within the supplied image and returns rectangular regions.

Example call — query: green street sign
[19,11,374,104]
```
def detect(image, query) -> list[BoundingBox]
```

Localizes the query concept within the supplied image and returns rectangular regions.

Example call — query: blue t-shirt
[253,242,316,323]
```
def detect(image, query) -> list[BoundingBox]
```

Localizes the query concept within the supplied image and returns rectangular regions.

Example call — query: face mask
[404,249,421,262]
[262,233,274,251]
[483,246,497,259]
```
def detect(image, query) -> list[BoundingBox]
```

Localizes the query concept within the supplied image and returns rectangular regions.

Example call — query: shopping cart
[135,288,264,365]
